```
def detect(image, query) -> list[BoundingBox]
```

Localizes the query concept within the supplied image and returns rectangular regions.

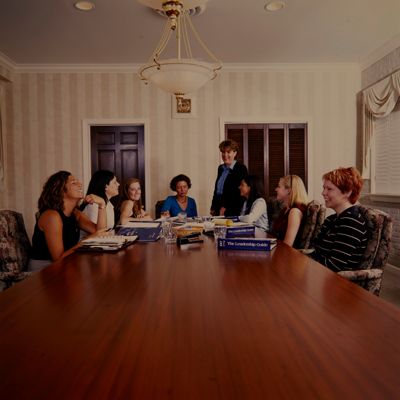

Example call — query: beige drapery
[362,70,400,177]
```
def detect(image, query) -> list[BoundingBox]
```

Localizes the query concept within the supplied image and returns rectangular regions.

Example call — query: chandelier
[138,0,222,99]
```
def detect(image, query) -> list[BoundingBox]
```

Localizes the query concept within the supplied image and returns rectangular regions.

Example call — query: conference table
[1,236,400,399]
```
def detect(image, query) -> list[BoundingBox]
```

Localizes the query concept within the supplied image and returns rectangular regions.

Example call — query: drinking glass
[214,226,227,240]
[203,216,214,231]
[177,212,187,222]
[163,221,177,244]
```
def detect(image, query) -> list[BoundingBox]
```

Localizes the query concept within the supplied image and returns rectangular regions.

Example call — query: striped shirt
[312,205,368,272]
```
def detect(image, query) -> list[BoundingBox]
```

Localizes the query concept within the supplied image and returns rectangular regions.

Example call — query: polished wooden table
[1,237,400,399]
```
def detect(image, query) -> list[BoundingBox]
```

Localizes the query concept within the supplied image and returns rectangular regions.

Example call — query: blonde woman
[118,178,151,224]
[270,175,309,247]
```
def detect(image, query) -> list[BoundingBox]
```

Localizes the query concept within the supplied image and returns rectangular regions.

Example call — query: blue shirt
[161,196,198,218]
[216,160,237,195]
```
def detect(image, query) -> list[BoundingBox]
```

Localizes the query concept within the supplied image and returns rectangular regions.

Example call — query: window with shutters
[225,123,307,197]
[372,99,400,195]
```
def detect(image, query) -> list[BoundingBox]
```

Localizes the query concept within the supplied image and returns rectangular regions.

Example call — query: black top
[312,205,368,272]
[31,210,80,260]
[211,161,248,217]
[270,203,307,249]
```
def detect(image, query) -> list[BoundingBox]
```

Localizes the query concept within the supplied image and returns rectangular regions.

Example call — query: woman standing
[118,178,150,224]
[160,174,198,218]
[270,175,309,247]
[81,169,119,233]
[30,171,107,266]
[211,140,248,217]
[312,167,368,272]
[238,175,269,231]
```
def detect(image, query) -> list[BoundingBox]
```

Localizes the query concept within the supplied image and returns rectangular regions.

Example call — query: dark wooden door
[226,123,307,197]
[90,125,145,202]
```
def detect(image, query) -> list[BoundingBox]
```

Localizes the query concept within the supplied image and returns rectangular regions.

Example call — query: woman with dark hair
[30,171,107,267]
[270,174,309,247]
[211,139,248,217]
[238,175,269,231]
[81,170,119,232]
[160,174,198,218]
[118,178,151,224]
[312,167,368,272]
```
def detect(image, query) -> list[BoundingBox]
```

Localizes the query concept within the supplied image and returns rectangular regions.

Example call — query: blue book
[226,225,255,238]
[218,237,277,251]
[117,222,162,242]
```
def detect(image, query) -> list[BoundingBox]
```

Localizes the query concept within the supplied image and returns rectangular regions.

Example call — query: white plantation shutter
[373,100,400,195]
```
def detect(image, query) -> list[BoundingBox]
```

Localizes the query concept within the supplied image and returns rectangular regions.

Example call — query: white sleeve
[239,198,266,223]
[83,203,99,224]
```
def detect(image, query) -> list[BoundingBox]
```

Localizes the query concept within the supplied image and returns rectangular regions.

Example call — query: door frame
[82,118,151,211]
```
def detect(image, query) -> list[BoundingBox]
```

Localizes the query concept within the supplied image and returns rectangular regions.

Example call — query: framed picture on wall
[171,95,197,118]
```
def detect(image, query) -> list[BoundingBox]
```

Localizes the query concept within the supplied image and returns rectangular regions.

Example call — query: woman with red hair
[312,167,368,272]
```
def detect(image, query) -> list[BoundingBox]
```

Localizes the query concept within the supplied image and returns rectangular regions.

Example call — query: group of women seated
[29,138,369,277]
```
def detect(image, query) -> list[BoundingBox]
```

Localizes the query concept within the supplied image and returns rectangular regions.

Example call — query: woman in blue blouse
[161,174,198,218]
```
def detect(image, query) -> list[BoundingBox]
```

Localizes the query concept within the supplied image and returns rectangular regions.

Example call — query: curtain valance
[362,70,400,177]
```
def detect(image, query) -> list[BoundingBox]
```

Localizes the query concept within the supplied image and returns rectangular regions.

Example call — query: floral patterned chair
[298,200,326,250]
[337,206,393,296]
[0,210,32,290]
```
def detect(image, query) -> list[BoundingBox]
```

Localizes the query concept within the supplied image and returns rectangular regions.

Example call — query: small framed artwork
[171,95,197,118]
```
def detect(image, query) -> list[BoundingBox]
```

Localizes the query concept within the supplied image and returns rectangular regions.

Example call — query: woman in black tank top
[31,171,108,262]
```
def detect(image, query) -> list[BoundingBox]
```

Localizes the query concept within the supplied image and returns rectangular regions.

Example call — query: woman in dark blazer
[210,140,248,217]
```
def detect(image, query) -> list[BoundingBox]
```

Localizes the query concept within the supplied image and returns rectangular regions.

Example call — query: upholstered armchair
[0,210,32,289]
[337,206,393,296]
[298,200,326,249]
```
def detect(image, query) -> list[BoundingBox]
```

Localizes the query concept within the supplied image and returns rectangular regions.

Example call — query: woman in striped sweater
[312,167,368,272]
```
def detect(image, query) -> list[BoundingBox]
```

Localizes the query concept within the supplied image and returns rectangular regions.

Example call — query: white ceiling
[1,0,400,68]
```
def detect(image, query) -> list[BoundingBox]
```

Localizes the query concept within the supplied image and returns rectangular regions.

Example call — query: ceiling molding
[10,62,360,74]
[360,34,400,71]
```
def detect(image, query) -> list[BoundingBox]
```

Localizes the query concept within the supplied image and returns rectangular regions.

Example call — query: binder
[117,221,162,242]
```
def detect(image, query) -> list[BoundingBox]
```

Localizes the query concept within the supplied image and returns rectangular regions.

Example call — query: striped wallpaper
[0,64,361,237]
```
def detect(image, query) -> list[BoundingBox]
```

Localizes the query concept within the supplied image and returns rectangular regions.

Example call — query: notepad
[79,235,138,252]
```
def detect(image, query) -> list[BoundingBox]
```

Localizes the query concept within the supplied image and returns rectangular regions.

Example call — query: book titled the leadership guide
[218,237,277,251]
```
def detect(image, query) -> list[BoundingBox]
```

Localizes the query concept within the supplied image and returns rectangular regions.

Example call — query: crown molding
[13,63,144,73]
[222,62,360,72]
[360,34,400,71]
[8,61,361,74]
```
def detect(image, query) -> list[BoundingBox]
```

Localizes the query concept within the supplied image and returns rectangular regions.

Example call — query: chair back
[298,200,326,249]
[337,206,393,296]
[358,206,393,270]
[266,197,284,231]
[155,200,165,219]
[0,210,32,288]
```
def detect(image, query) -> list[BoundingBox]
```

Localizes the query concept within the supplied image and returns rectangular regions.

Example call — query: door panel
[91,125,145,203]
